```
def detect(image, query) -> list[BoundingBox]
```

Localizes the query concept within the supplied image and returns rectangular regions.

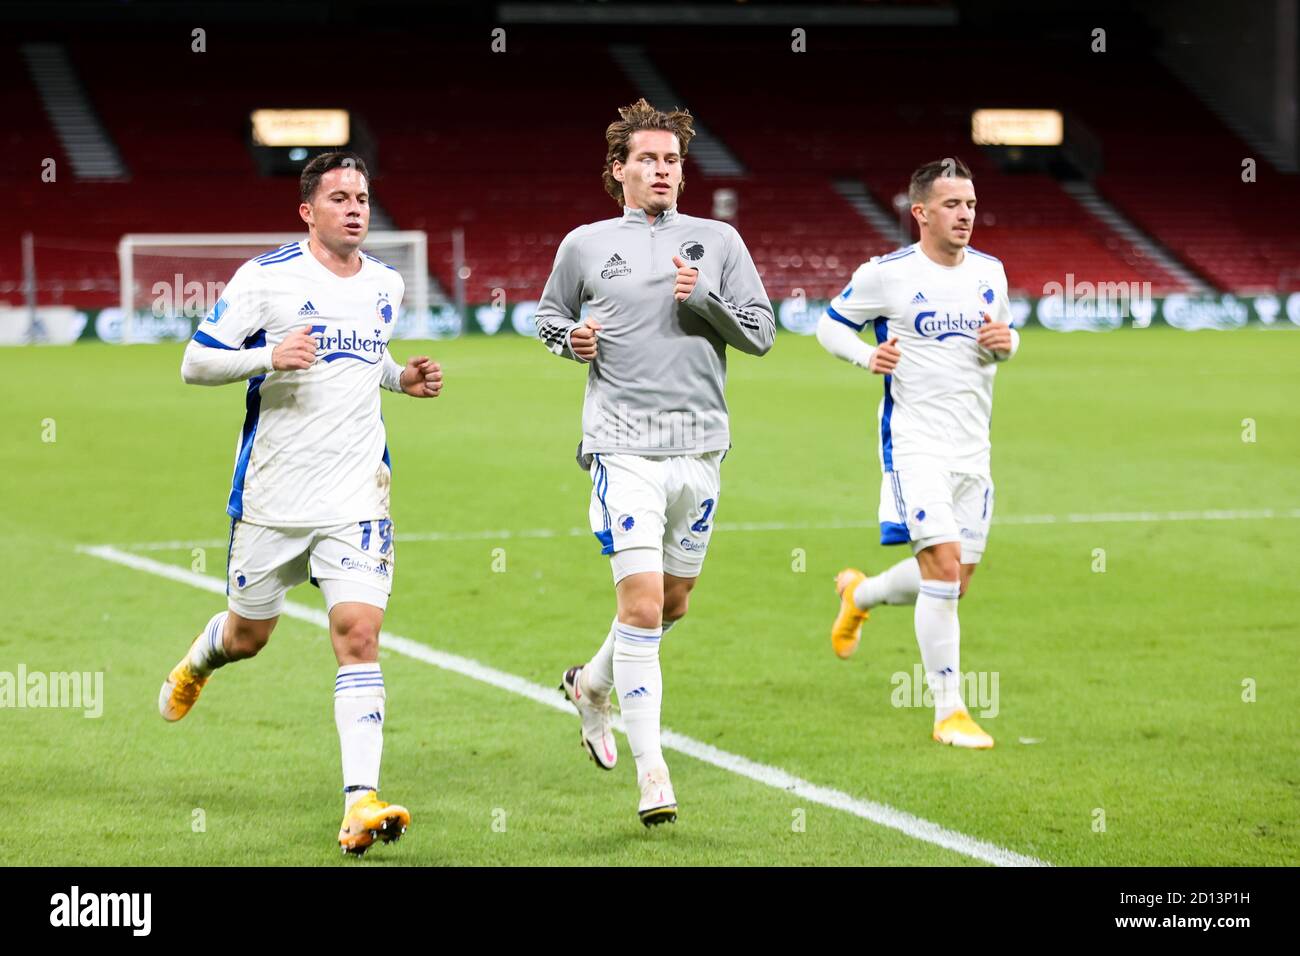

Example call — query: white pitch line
[78,543,1047,868]
[106,506,1300,552]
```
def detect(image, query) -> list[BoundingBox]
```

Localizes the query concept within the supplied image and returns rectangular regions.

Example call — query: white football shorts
[878,468,993,565]
[225,518,394,619]
[588,451,724,582]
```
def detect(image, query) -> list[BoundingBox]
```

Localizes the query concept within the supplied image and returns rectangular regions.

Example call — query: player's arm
[816,315,899,374]
[976,267,1020,361]
[374,278,441,397]
[183,326,316,385]
[815,260,898,373]
[534,228,598,363]
[181,337,274,385]
[181,267,288,386]
[381,349,443,398]
[674,228,775,356]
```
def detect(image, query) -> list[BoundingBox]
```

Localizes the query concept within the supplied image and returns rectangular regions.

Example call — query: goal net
[117,232,428,328]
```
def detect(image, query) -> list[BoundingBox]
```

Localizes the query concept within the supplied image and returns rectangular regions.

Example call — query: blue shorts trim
[880,520,911,545]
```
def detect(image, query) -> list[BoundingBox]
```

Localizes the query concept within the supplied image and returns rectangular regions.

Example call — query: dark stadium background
[3,0,1297,341]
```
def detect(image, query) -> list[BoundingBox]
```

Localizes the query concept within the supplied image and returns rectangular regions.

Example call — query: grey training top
[534,206,775,456]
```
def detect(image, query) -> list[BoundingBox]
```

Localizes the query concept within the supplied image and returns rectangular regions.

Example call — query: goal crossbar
[117,231,429,319]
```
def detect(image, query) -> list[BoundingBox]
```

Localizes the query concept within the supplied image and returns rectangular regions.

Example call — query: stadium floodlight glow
[971,109,1064,146]
[251,109,351,147]
[116,232,429,341]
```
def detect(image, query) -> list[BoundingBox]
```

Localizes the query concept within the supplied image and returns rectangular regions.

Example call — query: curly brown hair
[602,98,696,206]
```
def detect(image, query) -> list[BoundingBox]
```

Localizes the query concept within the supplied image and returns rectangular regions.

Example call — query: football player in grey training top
[535,98,774,826]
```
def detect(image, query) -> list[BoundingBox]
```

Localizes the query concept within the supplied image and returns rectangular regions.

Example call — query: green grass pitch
[1,325,1296,865]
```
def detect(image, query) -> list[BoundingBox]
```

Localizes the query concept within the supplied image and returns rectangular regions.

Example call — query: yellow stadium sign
[971,109,1063,146]
[251,109,351,147]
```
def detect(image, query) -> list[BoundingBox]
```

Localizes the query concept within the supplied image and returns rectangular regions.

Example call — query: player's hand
[868,337,901,374]
[272,325,317,370]
[569,317,602,362]
[977,314,1013,353]
[672,255,698,301]
[400,356,442,398]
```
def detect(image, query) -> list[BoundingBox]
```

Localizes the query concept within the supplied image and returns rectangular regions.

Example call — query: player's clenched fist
[868,336,901,374]
[977,313,1013,353]
[569,317,603,362]
[272,325,318,370]
[400,356,443,398]
[671,255,698,301]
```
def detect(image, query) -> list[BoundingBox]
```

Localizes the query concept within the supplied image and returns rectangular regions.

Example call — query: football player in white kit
[815,158,1019,749]
[156,152,443,854]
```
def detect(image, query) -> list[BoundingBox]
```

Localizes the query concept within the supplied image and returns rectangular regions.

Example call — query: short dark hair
[908,157,973,204]
[300,151,370,203]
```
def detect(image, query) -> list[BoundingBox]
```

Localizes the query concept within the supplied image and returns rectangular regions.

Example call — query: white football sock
[334,664,385,810]
[588,615,679,699]
[612,620,665,778]
[914,579,964,721]
[187,611,230,677]
[854,558,921,609]
[583,617,618,699]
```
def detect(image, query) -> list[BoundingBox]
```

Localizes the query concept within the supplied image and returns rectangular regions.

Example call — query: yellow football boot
[831,568,869,659]
[932,710,994,749]
[158,655,209,722]
[338,791,411,856]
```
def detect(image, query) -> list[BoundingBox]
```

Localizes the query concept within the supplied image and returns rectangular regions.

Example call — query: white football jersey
[827,243,1012,475]
[194,240,405,527]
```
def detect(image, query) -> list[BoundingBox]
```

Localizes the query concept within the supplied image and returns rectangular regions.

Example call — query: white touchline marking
[107,506,1300,552]
[79,543,1048,868]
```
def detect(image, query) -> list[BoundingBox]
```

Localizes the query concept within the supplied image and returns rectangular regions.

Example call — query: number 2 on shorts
[690,498,715,534]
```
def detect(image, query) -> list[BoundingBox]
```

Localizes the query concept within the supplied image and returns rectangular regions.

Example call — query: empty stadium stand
[5,28,1299,311]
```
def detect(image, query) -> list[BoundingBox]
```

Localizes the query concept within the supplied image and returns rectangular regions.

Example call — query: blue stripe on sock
[206,614,227,658]
[919,588,959,599]
[615,628,662,644]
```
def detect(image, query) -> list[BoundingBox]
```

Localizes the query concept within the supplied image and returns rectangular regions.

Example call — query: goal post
[117,232,428,336]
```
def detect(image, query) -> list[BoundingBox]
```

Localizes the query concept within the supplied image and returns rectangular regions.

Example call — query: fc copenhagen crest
[678,240,705,262]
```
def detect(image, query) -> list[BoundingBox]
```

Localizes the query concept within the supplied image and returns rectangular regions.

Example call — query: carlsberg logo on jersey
[308,325,389,364]
[914,310,983,341]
